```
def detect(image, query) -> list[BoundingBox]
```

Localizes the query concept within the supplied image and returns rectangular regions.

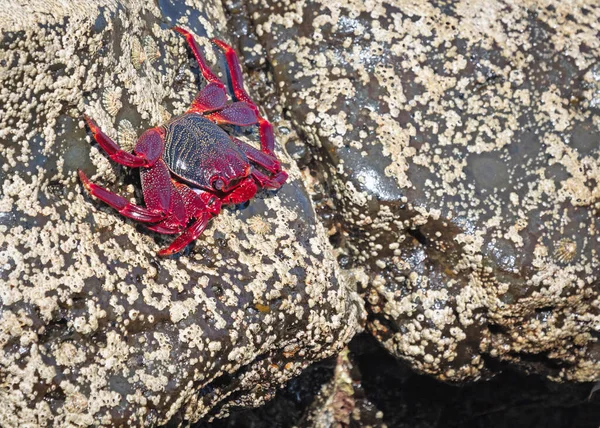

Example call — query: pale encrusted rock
[247,0,600,381]
[0,1,363,426]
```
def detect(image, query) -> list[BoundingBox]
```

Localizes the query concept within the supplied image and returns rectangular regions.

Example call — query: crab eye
[213,178,225,191]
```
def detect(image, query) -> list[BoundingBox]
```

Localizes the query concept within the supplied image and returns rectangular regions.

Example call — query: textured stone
[0,1,363,425]
[297,347,386,428]
[247,0,600,381]
[195,333,600,427]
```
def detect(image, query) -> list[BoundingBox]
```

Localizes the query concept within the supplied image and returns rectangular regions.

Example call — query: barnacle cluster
[131,35,161,69]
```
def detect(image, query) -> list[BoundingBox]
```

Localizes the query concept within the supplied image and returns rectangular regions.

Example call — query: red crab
[78,27,288,256]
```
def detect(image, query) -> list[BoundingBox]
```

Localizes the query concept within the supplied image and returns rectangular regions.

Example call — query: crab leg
[231,138,288,187]
[148,223,183,234]
[173,182,222,216]
[175,27,226,87]
[146,188,188,234]
[78,170,165,222]
[251,169,286,189]
[189,82,227,113]
[85,116,150,167]
[153,183,223,254]
[133,128,167,165]
[158,212,211,256]
[174,26,230,114]
[145,189,188,235]
[232,138,281,173]
[207,102,258,126]
[257,119,276,156]
[211,39,254,106]
[135,160,188,233]
[140,160,174,213]
[212,39,276,155]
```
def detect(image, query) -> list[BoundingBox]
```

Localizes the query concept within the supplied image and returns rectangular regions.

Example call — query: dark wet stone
[296,347,386,428]
[0,2,362,426]
[194,334,600,428]
[247,0,600,381]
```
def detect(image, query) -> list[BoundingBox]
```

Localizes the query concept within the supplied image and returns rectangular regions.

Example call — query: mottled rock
[193,333,600,428]
[247,0,600,381]
[345,333,600,428]
[0,1,363,426]
[297,348,386,428]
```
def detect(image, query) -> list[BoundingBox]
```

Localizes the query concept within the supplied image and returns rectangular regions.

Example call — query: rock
[345,334,600,428]
[297,347,386,428]
[0,1,363,426]
[247,0,600,381]
[196,333,600,427]
[194,357,337,428]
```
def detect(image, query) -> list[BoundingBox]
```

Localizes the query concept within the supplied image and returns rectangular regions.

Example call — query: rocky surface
[2,0,600,425]
[246,0,600,381]
[0,1,363,426]
[296,347,386,428]
[196,334,600,428]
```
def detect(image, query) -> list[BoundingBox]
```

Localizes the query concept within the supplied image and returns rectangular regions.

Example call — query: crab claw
[157,212,212,256]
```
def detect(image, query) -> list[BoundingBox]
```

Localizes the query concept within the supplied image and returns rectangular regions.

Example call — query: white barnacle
[131,37,146,69]
[554,238,577,263]
[144,36,161,63]
[118,119,137,152]
[247,215,272,235]
[159,105,172,123]
[102,86,122,117]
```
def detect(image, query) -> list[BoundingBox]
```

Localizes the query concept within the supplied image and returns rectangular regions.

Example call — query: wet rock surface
[3,0,600,425]
[0,1,363,426]
[295,347,385,428]
[246,0,600,381]
[198,334,600,428]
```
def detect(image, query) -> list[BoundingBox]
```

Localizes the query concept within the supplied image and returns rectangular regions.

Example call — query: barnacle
[117,119,137,152]
[132,36,160,69]
[131,37,146,69]
[102,86,122,117]
[144,36,161,63]
[248,215,272,235]
[554,238,577,263]
[159,105,172,123]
